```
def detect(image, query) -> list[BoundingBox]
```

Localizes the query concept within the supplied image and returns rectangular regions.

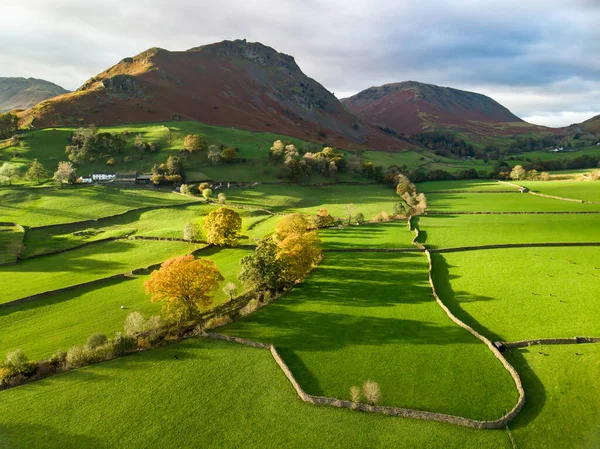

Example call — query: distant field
[0,239,202,304]
[519,180,600,202]
[416,214,600,248]
[0,225,23,264]
[426,192,600,212]
[417,180,520,192]
[432,248,600,342]
[508,344,600,449]
[0,338,512,449]
[222,252,518,420]
[320,221,414,249]
[0,247,250,360]
[0,185,191,227]
[227,184,400,218]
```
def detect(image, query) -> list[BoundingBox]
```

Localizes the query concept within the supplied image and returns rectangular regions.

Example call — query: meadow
[0,224,23,264]
[320,221,415,249]
[519,180,600,202]
[221,251,518,420]
[0,247,251,360]
[415,214,600,248]
[417,180,520,192]
[0,239,202,304]
[431,247,600,342]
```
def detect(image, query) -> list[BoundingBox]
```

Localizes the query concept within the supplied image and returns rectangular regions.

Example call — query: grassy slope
[0,338,511,449]
[426,192,600,212]
[0,225,23,264]
[415,214,600,248]
[432,248,600,342]
[221,252,518,420]
[507,344,600,449]
[0,185,191,227]
[0,239,202,304]
[226,184,400,218]
[0,247,250,360]
[519,180,600,202]
[320,221,414,249]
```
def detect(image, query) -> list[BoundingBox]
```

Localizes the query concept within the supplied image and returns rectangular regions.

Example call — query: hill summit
[342,81,523,135]
[0,77,68,112]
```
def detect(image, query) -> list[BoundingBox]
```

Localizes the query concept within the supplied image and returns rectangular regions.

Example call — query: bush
[350,385,361,402]
[180,184,191,195]
[372,211,390,222]
[65,345,93,368]
[49,350,67,367]
[144,315,166,342]
[87,332,108,349]
[5,349,28,371]
[204,314,232,330]
[239,299,260,317]
[183,222,200,242]
[112,332,137,356]
[217,192,227,204]
[362,380,381,405]
[355,212,365,224]
[124,312,146,336]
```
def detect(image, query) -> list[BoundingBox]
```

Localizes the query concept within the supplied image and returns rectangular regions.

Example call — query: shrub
[239,299,260,317]
[49,350,67,368]
[355,212,365,224]
[183,222,200,242]
[350,385,361,403]
[202,188,213,201]
[217,192,227,204]
[372,211,390,222]
[222,282,238,301]
[5,349,28,371]
[124,312,146,336]
[87,332,108,349]
[362,380,381,405]
[112,332,137,356]
[198,182,210,192]
[65,345,93,368]
[180,184,191,195]
[145,315,165,341]
[204,315,232,330]
[106,157,116,166]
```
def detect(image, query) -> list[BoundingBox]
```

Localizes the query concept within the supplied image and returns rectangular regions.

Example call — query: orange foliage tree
[145,255,224,322]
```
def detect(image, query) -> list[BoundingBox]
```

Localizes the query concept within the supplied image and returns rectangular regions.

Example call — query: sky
[1,0,599,127]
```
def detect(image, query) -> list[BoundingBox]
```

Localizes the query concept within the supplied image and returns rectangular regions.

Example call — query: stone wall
[499,336,600,349]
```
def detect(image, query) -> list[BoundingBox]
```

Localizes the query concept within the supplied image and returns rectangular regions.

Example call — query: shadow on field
[0,423,108,449]
[320,222,410,249]
[504,348,546,428]
[429,253,501,338]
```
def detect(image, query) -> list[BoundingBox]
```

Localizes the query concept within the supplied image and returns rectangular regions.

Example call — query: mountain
[18,40,401,150]
[0,78,68,112]
[341,81,525,135]
[581,114,600,134]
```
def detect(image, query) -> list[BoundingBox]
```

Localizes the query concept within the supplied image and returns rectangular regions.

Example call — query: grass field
[417,180,520,192]
[21,203,269,258]
[221,252,518,420]
[320,221,414,249]
[0,239,202,304]
[415,214,600,248]
[0,185,192,227]
[519,180,600,202]
[0,247,250,360]
[0,338,513,449]
[431,248,600,342]
[426,192,600,212]
[0,225,23,264]
[507,344,600,449]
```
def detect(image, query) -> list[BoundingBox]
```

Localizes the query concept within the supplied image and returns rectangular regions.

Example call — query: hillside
[581,114,600,134]
[0,77,68,112]
[341,81,529,136]
[18,40,402,150]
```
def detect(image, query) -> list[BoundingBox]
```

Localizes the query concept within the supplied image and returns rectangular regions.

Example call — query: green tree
[25,159,48,184]
[221,148,238,163]
[0,162,20,185]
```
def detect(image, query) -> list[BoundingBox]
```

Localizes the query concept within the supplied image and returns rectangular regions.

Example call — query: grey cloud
[1,0,599,126]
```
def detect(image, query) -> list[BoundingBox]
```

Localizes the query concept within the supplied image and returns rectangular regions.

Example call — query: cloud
[1,0,599,127]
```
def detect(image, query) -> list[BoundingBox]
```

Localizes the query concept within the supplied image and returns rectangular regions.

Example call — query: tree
[510,165,526,181]
[0,113,19,140]
[145,255,224,321]
[314,208,335,228]
[217,192,227,204]
[222,282,237,301]
[362,380,381,405]
[202,188,213,201]
[183,134,205,153]
[53,161,77,184]
[274,214,313,243]
[180,184,191,195]
[276,231,321,286]
[221,148,238,163]
[203,207,242,246]
[183,222,200,242]
[0,163,20,185]
[350,385,361,403]
[239,237,286,293]
[25,159,48,184]
[208,145,221,165]
[395,174,416,197]
[355,212,365,224]
[540,171,551,181]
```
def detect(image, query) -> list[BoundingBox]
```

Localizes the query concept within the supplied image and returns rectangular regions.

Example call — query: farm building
[115,171,138,183]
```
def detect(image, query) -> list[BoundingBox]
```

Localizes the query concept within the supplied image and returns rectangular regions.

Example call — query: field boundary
[0,222,26,266]
[498,180,600,204]
[496,337,600,350]
[430,242,600,253]
[427,211,600,215]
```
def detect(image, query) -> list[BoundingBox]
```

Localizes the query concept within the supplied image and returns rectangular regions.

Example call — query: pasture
[431,248,600,342]
[320,221,414,249]
[221,251,519,420]
[519,180,600,202]
[0,224,23,264]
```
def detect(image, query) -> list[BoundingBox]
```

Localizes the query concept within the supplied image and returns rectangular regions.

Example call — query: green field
[0,225,23,264]
[519,180,600,202]
[0,338,513,449]
[0,185,192,227]
[432,248,600,342]
[0,239,202,304]
[221,252,518,420]
[415,214,600,248]
[426,192,600,212]
[0,247,250,360]
[320,221,414,249]
[417,180,520,192]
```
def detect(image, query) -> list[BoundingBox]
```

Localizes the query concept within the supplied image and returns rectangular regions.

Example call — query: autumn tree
[203,207,242,246]
[222,282,238,301]
[0,163,20,185]
[208,145,221,165]
[202,188,213,201]
[145,255,224,321]
[183,134,205,153]
[25,159,48,184]
[183,222,200,242]
[314,208,335,228]
[274,213,313,243]
[510,165,526,181]
[276,231,321,286]
[221,147,238,163]
[53,161,77,184]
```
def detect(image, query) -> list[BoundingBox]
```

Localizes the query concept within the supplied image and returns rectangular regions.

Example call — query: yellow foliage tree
[274,213,313,243]
[183,134,204,153]
[145,255,224,321]
[277,231,322,284]
[203,207,242,247]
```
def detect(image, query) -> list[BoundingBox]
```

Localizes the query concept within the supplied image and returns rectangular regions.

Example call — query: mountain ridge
[0,77,68,112]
